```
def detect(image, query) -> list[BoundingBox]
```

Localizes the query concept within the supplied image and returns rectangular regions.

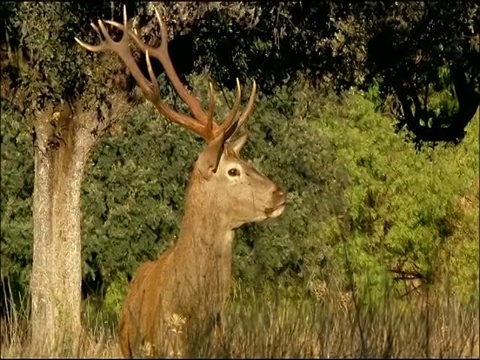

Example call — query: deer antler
[75,5,257,143]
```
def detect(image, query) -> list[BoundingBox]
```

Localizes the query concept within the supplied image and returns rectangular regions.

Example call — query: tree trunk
[30,104,95,354]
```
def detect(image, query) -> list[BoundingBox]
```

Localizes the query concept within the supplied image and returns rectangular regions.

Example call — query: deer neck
[167,174,234,314]
[174,172,234,273]
[176,195,233,256]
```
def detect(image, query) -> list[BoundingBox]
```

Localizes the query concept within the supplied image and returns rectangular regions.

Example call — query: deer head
[196,133,286,231]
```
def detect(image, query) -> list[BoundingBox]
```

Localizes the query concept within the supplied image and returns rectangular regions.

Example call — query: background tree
[363,2,480,143]
[139,1,479,144]
[1,1,136,352]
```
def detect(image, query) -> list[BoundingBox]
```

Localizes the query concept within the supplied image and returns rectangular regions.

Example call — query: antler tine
[215,78,242,138]
[205,83,216,139]
[221,80,257,141]
[154,8,168,51]
[145,50,160,96]
[74,23,106,52]
[237,80,257,130]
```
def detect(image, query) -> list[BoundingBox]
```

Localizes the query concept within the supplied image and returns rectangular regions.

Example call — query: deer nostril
[273,187,286,201]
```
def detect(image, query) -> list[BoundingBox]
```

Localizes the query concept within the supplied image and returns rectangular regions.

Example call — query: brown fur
[119,142,286,357]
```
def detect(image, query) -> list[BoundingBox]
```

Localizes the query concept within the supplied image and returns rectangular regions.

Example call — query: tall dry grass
[1,279,478,358]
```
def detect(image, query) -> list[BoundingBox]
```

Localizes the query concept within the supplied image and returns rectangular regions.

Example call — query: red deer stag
[76,6,286,358]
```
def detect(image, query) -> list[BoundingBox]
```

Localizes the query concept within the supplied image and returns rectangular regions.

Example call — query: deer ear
[230,133,248,155]
[197,133,225,179]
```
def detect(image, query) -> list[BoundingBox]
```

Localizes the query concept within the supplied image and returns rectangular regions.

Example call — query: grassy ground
[1,283,478,358]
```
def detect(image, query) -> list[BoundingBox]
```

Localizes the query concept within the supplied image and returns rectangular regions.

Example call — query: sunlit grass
[1,280,478,358]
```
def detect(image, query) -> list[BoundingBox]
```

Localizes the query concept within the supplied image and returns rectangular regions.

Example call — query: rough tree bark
[30,93,130,354]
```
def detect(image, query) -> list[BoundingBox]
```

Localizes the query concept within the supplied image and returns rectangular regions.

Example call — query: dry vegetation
[1,282,478,358]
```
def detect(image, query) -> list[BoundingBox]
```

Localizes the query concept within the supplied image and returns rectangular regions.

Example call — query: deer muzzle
[265,186,286,218]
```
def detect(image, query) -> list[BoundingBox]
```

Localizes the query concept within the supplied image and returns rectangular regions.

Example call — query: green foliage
[78,78,478,303]
[2,75,477,308]
[102,274,128,323]
[157,2,479,142]
[310,87,479,302]
[361,2,479,142]
[3,1,477,135]
[2,2,134,116]
[0,100,33,288]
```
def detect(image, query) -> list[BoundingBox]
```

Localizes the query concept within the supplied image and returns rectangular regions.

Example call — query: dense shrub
[1,76,478,312]
[0,100,33,306]
[309,87,479,303]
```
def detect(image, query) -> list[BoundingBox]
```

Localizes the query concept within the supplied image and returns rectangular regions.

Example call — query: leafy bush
[0,100,33,299]
[101,274,128,323]
[308,87,479,302]
[1,75,477,309]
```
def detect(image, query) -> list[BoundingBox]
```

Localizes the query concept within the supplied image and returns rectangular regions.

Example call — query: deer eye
[228,168,240,177]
